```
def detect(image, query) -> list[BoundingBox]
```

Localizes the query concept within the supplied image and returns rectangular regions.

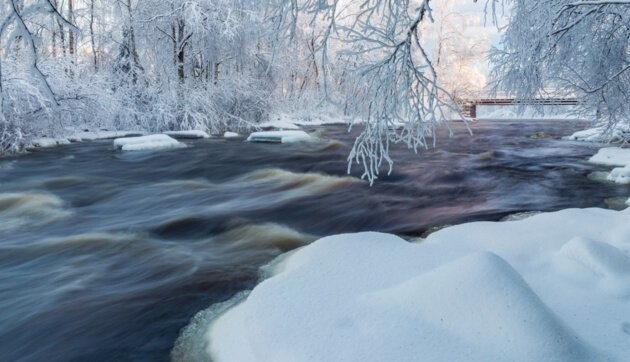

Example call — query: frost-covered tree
[270,0,464,183]
[491,0,630,139]
[2,0,626,182]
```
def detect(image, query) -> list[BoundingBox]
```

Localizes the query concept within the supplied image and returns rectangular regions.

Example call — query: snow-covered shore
[204,206,630,361]
[564,123,630,143]
[476,105,583,120]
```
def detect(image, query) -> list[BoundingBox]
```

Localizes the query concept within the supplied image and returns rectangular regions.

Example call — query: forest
[1,1,627,177]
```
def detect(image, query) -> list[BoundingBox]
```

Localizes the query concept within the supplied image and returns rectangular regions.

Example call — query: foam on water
[0,192,72,232]
[235,168,361,193]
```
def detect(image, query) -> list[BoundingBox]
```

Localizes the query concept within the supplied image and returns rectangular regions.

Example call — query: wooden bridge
[459,97,578,118]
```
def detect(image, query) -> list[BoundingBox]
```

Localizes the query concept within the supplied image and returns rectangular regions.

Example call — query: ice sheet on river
[113,134,186,151]
[198,207,630,362]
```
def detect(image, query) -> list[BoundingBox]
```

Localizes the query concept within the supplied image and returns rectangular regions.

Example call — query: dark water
[0,120,627,361]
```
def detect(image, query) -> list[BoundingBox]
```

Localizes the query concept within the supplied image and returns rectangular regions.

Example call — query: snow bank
[163,130,210,139]
[68,130,144,142]
[247,130,312,143]
[564,124,630,143]
[27,138,71,148]
[258,115,301,130]
[204,207,630,361]
[476,105,582,120]
[223,131,240,138]
[113,134,186,151]
[261,113,350,130]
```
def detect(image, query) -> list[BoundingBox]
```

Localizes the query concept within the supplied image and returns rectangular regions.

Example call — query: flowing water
[0,120,627,361]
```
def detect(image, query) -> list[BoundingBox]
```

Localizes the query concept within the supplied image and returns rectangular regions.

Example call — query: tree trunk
[177,19,186,84]
[89,0,98,71]
[68,0,75,77]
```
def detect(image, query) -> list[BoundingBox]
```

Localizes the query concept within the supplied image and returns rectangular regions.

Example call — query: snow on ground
[27,138,71,149]
[26,131,145,150]
[476,105,582,120]
[247,130,312,143]
[113,134,186,151]
[259,113,354,130]
[564,124,630,143]
[68,130,144,142]
[163,130,210,139]
[223,132,240,138]
[206,207,630,362]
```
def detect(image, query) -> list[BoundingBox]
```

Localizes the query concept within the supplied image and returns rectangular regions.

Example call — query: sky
[423,0,507,93]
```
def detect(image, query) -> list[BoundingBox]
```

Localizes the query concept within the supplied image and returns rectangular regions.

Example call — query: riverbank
[199,206,630,361]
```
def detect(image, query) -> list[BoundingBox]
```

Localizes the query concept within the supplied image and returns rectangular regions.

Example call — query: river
[0,120,626,361]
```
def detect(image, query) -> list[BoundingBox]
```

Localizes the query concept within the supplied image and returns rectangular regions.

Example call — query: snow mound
[163,130,210,139]
[365,252,594,361]
[113,134,185,151]
[200,207,630,361]
[607,166,630,184]
[588,147,630,167]
[223,131,240,138]
[246,130,312,143]
[559,237,630,279]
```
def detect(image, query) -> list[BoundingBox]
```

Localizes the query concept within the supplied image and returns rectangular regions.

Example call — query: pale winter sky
[424,0,506,92]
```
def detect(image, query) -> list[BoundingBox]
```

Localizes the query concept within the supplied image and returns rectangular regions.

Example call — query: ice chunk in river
[113,134,185,151]
[247,130,312,143]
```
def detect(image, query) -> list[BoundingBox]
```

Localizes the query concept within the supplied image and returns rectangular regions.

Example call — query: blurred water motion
[0,120,625,361]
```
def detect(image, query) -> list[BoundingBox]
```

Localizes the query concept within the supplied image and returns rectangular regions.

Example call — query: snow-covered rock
[27,138,70,149]
[247,130,312,143]
[607,166,630,184]
[588,147,630,167]
[223,131,240,138]
[163,130,210,139]
[203,207,630,362]
[113,134,185,151]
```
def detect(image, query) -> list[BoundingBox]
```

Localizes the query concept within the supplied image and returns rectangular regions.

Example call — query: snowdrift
[202,207,630,362]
